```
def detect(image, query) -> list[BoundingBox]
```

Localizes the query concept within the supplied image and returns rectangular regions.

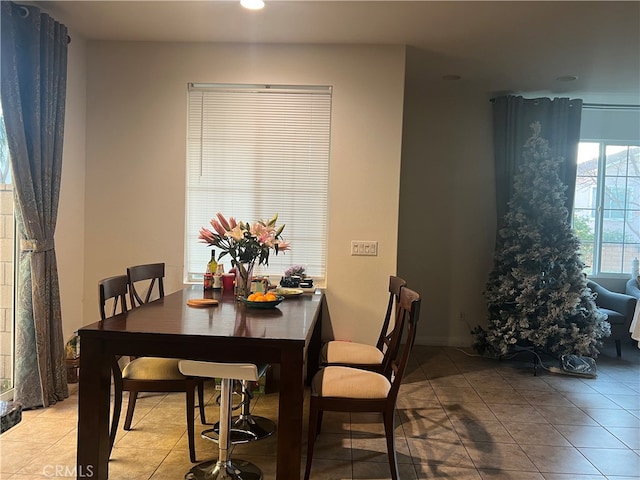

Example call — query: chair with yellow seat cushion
[304,286,421,480]
[319,275,406,377]
[99,274,206,463]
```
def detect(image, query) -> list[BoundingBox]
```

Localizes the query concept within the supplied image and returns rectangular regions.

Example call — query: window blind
[185,83,332,283]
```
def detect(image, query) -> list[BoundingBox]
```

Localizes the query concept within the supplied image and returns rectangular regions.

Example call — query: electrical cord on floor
[455,346,597,377]
[454,347,536,361]
[454,347,555,371]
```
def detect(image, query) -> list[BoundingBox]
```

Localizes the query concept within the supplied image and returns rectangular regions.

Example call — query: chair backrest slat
[127,263,165,307]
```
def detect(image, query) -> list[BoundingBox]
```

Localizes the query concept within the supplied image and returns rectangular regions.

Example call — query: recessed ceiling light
[241,0,265,10]
[442,75,462,81]
[556,75,578,82]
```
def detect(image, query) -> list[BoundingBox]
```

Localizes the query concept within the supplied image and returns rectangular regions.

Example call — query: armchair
[587,280,637,357]
[626,277,640,299]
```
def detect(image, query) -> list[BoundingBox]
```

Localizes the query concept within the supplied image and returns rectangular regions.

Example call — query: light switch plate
[351,241,378,256]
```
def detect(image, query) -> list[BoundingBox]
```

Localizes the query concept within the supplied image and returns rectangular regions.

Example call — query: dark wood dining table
[76,285,324,480]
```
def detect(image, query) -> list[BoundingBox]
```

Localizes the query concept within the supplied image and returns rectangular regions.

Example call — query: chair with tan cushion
[304,286,421,480]
[100,270,206,463]
[319,275,406,377]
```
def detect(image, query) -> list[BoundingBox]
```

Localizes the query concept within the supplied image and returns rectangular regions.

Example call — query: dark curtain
[1,1,69,408]
[492,95,583,227]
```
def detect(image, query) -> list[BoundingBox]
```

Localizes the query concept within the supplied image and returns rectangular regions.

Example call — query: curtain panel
[492,95,583,227]
[1,1,69,408]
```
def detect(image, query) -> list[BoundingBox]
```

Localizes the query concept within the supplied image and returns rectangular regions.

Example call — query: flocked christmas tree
[472,122,610,358]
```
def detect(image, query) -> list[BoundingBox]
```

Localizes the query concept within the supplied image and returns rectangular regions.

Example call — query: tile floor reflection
[1,343,639,479]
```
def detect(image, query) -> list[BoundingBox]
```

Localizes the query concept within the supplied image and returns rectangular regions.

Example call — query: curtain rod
[582,103,640,111]
[15,2,71,44]
[489,98,639,111]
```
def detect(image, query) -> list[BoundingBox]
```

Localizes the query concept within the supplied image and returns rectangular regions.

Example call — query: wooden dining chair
[98,274,129,453]
[319,275,407,377]
[304,286,421,480]
[127,262,165,307]
[100,270,206,463]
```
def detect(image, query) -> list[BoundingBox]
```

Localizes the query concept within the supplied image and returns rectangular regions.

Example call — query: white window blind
[185,83,332,283]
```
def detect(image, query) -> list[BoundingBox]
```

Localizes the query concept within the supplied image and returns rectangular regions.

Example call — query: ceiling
[35,1,640,103]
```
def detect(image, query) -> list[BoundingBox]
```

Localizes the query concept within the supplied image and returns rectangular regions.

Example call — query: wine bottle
[204,250,217,290]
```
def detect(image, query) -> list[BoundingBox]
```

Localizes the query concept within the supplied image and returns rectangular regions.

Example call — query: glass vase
[234,261,255,300]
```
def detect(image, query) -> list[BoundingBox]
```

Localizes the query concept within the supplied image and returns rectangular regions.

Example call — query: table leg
[277,347,305,480]
[305,307,323,384]
[77,336,111,480]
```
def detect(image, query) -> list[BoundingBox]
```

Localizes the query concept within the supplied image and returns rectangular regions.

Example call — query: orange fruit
[264,293,277,302]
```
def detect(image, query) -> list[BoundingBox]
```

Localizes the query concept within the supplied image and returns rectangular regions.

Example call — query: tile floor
[1,342,639,479]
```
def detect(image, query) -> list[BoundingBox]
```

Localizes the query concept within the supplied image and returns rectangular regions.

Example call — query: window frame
[184,83,332,284]
[573,140,640,276]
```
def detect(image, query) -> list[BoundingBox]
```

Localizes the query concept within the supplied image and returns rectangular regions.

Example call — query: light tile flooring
[1,343,639,479]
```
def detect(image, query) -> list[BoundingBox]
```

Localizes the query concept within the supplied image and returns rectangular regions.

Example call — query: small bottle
[213,263,224,289]
[204,250,217,290]
[632,257,639,278]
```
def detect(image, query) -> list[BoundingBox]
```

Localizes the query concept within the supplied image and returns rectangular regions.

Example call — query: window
[0,105,15,399]
[573,142,640,275]
[185,83,332,283]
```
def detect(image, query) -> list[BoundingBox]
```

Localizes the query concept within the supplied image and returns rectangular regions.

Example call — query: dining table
[76,285,324,480]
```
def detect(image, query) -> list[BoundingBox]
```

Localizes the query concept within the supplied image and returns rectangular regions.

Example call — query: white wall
[79,42,405,344]
[56,34,87,342]
[398,57,496,346]
[62,39,637,349]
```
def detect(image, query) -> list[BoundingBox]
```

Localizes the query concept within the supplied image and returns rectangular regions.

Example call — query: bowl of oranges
[242,291,285,309]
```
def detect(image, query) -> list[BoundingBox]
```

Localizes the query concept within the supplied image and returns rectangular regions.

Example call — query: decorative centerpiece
[199,213,289,299]
[281,265,305,287]
[281,265,314,289]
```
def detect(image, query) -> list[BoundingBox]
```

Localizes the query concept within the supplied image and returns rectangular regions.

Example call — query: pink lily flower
[216,213,231,231]
[276,240,290,251]
[198,227,217,244]
[210,219,227,237]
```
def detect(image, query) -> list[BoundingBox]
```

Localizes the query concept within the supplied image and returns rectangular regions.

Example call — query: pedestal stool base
[185,459,262,480]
